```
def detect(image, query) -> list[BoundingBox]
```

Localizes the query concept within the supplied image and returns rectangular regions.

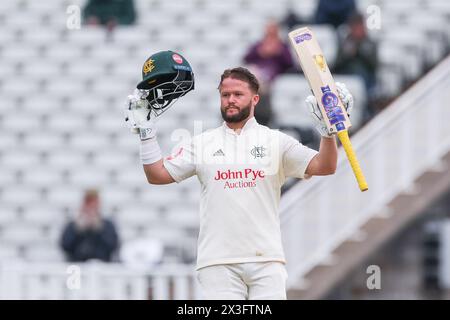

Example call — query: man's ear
[252,94,260,106]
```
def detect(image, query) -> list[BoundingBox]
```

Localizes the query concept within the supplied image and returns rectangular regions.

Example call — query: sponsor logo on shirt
[214,168,265,181]
[213,149,225,156]
[214,168,265,189]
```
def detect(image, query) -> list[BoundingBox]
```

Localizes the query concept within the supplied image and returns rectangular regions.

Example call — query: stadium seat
[22,167,66,188]
[402,14,449,67]
[114,164,147,187]
[201,25,243,46]
[24,130,65,152]
[0,244,19,261]
[0,224,43,243]
[0,169,20,188]
[47,186,84,207]
[157,0,199,13]
[22,203,66,225]
[25,243,65,262]
[0,205,21,225]
[142,224,186,244]
[2,9,43,28]
[380,28,426,81]
[101,185,138,209]
[68,166,112,188]
[0,77,41,96]
[2,150,41,169]
[120,237,164,269]
[108,59,142,80]
[272,74,315,129]
[377,42,407,98]
[25,1,64,12]
[22,28,63,46]
[119,226,145,242]
[44,44,83,62]
[46,112,88,133]
[334,74,366,130]
[22,95,65,115]
[1,112,43,134]
[91,80,131,99]
[0,133,17,151]
[0,58,21,80]
[165,203,199,229]
[246,1,291,19]
[68,93,107,115]
[45,78,87,96]
[64,26,108,46]
[91,148,135,169]
[111,26,152,47]
[139,184,182,207]
[69,131,111,151]
[47,149,87,169]
[0,1,20,11]
[114,203,160,225]
[65,60,106,78]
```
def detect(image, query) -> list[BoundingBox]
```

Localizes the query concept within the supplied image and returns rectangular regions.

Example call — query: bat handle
[337,130,368,192]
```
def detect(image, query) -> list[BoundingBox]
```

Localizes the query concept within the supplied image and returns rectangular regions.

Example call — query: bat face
[288,27,351,135]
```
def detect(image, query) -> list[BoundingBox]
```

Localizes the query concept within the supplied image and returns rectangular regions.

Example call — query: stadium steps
[287,150,450,299]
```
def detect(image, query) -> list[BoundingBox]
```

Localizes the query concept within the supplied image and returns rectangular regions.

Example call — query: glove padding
[305,82,354,137]
[124,89,157,140]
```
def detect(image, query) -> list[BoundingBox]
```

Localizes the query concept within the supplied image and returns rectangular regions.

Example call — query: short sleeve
[163,141,196,183]
[281,133,318,179]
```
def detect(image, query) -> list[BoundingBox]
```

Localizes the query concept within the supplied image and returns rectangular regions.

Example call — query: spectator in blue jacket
[60,189,120,262]
[314,0,356,29]
[83,0,136,32]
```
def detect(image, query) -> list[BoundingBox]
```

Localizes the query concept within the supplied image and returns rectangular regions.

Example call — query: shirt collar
[222,117,258,135]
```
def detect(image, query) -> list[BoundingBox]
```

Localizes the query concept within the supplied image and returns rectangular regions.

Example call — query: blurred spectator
[83,0,136,32]
[334,12,378,119]
[314,0,356,29]
[281,8,306,31]
[60,189,120,262]
[243,20,294,126]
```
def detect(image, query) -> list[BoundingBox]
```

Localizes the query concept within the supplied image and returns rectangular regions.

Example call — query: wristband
[140,138,162,165]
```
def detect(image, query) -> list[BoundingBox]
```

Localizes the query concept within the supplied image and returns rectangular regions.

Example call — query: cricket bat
[288,26,368,192]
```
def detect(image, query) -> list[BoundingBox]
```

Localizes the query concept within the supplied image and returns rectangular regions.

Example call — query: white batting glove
[124,89,157,141]
[336,82,353,116]
[305,82,354,137]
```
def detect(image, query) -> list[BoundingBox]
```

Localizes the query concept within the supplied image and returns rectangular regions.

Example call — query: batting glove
[124,89,157,141]
[305,82,354,137]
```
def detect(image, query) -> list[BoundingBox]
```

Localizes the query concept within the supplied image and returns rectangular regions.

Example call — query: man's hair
[219,67,260,94]
[84,189,99,201]
[348,11,364,26]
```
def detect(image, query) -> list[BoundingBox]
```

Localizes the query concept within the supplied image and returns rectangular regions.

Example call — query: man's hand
[124,89,157,140]
[305,82,354,137]
[75,208,103,231]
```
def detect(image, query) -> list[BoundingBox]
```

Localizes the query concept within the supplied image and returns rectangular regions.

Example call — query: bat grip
[337,130,368,192]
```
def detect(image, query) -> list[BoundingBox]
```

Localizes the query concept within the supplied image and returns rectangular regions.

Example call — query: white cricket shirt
[163,117,318,270]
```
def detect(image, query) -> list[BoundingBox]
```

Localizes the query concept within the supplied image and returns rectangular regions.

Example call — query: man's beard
[221,102,251,123]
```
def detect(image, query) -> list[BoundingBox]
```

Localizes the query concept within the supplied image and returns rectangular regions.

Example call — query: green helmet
[137,50,195,118]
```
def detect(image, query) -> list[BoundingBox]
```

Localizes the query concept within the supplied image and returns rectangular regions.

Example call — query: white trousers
[196,262,288,300]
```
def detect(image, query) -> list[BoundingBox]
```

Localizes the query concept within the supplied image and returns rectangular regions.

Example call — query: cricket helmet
[136,50,195,118]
